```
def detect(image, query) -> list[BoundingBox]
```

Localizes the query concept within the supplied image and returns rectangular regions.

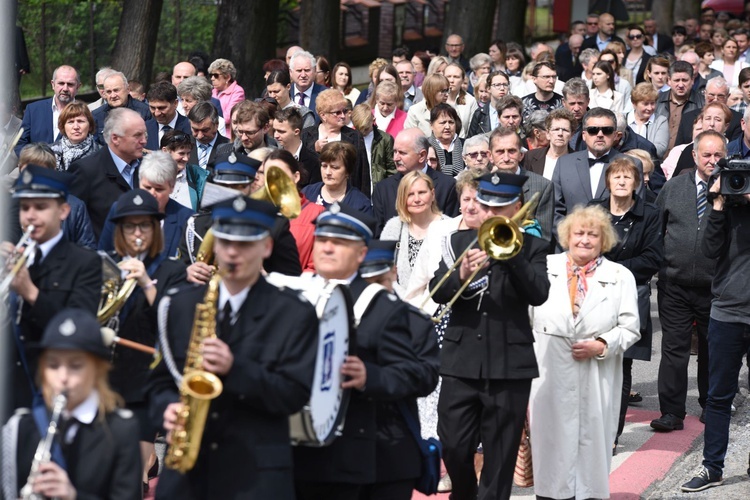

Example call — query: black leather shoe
[650,413,684,431]
[699,408,706,424]
[681,467,723,492]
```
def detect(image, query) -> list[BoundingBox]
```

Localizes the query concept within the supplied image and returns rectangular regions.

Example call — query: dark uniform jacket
[430,230,550,380]
[294,276,424,485]
[107,255,187,404]
[69,147,138,241]
[3,409,142,500]
[146,278,318,500]
[178,211,302,276]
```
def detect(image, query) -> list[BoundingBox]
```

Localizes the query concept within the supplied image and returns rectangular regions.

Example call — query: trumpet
[20,391,67,500]
[0,225,37,299]
[427,193,540,323]
[251,165,301,219]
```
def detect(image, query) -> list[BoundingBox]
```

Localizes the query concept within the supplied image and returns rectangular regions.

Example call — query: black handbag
[397,401,442,495]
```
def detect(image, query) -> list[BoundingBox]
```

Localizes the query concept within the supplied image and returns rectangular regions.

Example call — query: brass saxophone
[164,272,224,473]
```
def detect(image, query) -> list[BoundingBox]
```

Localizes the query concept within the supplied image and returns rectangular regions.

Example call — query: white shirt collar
[69,389,99,425]
[161,114,178,131]
[293,142,303,159]
[218,281,251,320]
[35,231,64,264]
[588,149,611,161]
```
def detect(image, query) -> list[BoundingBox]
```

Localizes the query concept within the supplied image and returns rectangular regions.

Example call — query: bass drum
[266,273,355,447]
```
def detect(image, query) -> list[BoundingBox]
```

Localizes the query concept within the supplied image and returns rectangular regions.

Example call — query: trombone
[425,193,540,323]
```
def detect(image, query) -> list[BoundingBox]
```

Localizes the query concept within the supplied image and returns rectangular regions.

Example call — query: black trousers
[359,479,414,500]
[656,280,710,419]
[295,481,361,500]
[438,376,531,500]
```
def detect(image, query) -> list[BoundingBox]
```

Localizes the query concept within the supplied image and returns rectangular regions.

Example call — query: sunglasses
[465,151,489,159]
[167,132,189,143]
[585,126,615,136]
[209,73,222,79]
[628,34,644,40]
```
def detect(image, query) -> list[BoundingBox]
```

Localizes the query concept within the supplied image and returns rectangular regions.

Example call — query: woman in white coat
[529,205,640,500]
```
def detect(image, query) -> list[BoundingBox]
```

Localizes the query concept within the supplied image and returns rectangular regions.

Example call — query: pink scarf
[566,254,602,318]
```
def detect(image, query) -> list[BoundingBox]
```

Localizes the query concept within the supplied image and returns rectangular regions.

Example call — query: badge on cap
[133,195,143,206]
[232,197,247,212]
[330,202,341,215]
[59,318,76,337]
[492,173,500,185]
[22,170,33,185]
[228,152,237,164]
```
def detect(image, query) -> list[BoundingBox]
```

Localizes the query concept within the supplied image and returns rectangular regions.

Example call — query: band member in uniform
[2,166,101,411]
[359,240,440,499]
[179,152,302,279]
[146,195,318,499]
[1,308,142,500]
[104,189,187,490]
[431,172,550,500]
[293,204,424,499]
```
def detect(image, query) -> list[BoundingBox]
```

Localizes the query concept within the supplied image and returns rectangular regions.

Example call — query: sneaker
[681,467,723,492]
[650,413,684,432]
[437,474,452,493]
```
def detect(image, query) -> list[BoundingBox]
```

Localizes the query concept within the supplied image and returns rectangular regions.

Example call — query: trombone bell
[251,165,301,219]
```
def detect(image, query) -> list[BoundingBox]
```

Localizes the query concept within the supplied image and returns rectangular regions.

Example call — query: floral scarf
[566,254,603,318]
[52,135,96,171]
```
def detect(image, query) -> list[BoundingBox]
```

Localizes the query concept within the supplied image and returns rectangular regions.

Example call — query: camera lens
[729,173,747,192]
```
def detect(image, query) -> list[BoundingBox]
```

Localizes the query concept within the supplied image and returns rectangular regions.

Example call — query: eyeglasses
[628,34,644,40]
[439,88,450,94]
[585,126,615,136]
[209,73,222,79]
[236,128,261,137]
[491,83,510,89]
[465,151,489,159]
[166,132,190,143]
[328,109,347,116]
[96,84,105,90]
[705,92,728,100]
[600,58,616,64]
[446,43,464,48]
[427,157,439,164]
[122,222,153,234]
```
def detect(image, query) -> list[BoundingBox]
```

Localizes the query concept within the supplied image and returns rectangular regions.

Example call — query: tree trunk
[300,0,340,62]
[110,0,163,85]
[651,0,675,39]
[442,0,497,58]
[213,0,250,64]
[494,0,527,47]
[674,0,701,24]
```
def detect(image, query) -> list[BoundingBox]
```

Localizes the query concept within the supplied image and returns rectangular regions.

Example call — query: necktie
[162,125,172,133]
[28,247,43,281]
[697,181,708,219]
[297,92,306,107]
[198,143,210,169]
[588,154,609,166]
[219,301,233,337]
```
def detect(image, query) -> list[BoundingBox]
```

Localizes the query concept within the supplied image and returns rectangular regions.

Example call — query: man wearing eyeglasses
[581,12,625,52]
[216,101,276,157]
[468,71,510,137]
[92,71,152,144]
[88,67,116,112]
[144,81,193,151]
[521,61,564,122]
[552,107,644,231]
[395,60,423,111]
[674,76,742,147]
[444,34,471,72]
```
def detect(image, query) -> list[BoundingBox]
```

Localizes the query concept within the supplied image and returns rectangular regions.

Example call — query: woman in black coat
[590,157,662,450]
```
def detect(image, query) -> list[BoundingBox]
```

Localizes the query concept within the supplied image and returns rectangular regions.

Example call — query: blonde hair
[395,171,441,223]
[624,148,654,175]
[557,205,618,253]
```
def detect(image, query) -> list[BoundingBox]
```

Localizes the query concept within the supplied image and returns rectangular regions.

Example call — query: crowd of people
[1,5,750,500]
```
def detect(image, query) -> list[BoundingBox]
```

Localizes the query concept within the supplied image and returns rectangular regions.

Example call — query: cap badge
[59,318,76,337]
[133,195,144,206]
[330,202,341,215]
[491,173,500,185]
[228,152,237,164]
[22,170,33,185]
[232,197,247,212]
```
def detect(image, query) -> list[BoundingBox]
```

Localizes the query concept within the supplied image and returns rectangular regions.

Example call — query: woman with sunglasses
[105,189,187,493]
[208,58,245,136]
[160,130,209,210]
[405,74,451,137]
[624,25,652,85]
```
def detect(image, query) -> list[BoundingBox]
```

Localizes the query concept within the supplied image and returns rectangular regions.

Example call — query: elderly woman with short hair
[372,80,407,137]
[468,53,492,94]
[50,101,101,171]
[461,135,491,173]
[428,103,464,176]
[208,58,245,132]
[627,82,669,159]
[177,75,227,136]
[524,110,550,151]
[529,204,640,500]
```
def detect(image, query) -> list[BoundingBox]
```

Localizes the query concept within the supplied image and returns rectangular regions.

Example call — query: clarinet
[20,392,68,500]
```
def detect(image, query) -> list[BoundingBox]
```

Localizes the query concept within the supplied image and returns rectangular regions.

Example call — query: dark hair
[429,103,462,133]
[266,69,291,87]
[263,59,289,75]
[592,61,616,92]
[146,81,178,102]
[316,56,332,86]
[412,51,432,73]
[392,47,410,59]
[160,129,193,151]
[187,101,219,125]
[489,39,507,65]
[331,62,353,94]
[695,41,714,58]
[531,61,556,77]
[264,148,307,186]
[626,24,646,36]
[582,107,616,128]
[58,102,95,137]
[496,95,523,115]
[670,60,694,79]
[738,67,750,86]
[599,48,621,72]
[672,25,687,37]
[274,107,303,132]
[254,98,278,120]
[319,141,357,176]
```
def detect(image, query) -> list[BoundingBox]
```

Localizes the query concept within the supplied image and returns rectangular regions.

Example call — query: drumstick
[101,327,156,355]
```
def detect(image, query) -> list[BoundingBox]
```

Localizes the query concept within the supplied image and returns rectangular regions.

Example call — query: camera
[713,158,750,204]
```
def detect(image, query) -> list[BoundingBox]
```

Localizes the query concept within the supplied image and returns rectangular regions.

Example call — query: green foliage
[152,0,217,77]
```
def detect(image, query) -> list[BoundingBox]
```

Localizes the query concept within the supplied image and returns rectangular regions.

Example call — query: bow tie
[588,155,609,166]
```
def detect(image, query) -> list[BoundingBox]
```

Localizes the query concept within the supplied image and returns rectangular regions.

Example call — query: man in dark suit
[4,165,101,410]
[581,13,626,52]
[552,107,644,231]
[69,107,146,241]
[444,34,472,72]
[92,71,151,143]
[358,240,440,498]
[432,172,550,500]
[644,18,674,54]
[146,195,318,499]
[187,101,228,170]
[144,81,192,151]
[674,77,742,147]
[273,107,320,186]
[15,65,81,155]
[555,34,584,82]
[372,128,458,236]
[294,204,425,499]
[489,127,555,243]
[289,50,327,121]
[97,150,194,260]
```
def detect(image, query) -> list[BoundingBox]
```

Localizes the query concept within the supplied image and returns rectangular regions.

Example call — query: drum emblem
[320,331,335,392]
